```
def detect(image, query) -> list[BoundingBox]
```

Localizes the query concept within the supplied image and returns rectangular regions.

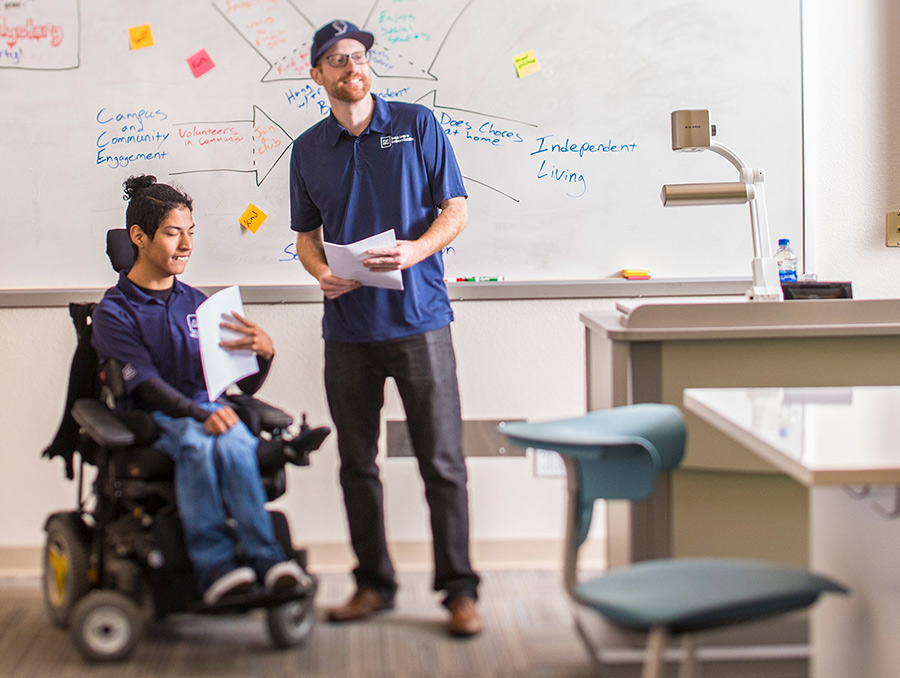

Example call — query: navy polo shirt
[91,273,209,404]
[290,95,467,343]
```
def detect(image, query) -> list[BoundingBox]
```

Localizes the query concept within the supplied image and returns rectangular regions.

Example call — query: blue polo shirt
[290,95,467,343]
[91,273,209,404]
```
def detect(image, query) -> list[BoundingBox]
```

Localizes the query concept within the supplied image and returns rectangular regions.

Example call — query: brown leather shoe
[326,587,392,622]
[447,597,483,637]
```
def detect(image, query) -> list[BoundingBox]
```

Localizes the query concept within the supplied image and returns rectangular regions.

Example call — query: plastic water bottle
[774,238,798,283]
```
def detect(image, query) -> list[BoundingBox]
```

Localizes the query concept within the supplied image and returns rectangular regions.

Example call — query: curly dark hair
[123,175,193,247]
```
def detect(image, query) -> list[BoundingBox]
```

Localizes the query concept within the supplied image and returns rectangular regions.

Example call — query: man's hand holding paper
[362,238,425,272]
[323,229,404,291]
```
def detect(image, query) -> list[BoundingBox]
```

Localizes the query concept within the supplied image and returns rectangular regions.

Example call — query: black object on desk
[782,281,853,300]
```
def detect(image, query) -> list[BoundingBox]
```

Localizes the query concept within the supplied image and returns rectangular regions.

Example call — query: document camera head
[671,109,717,152]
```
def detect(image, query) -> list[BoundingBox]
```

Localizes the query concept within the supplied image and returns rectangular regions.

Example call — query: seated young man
[91,174,304,606]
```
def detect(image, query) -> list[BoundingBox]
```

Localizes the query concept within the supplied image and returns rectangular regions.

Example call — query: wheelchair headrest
[106,228,135,273]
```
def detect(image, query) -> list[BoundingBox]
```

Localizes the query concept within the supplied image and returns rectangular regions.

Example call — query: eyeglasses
[320,51,369,68]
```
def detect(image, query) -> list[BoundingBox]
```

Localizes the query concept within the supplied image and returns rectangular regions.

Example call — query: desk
[684,386,900,677]
[581,299,900,569]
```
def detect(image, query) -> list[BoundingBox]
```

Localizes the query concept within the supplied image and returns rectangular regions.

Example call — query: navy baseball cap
[310,20,374,66]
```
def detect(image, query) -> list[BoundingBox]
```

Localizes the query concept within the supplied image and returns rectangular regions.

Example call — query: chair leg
[678,634,698,678]
[643,626,669,678]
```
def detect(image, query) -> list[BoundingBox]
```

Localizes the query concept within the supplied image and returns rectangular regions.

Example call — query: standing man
[289,20,482,637]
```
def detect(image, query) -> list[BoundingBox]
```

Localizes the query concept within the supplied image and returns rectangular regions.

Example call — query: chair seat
[575,558,847,635]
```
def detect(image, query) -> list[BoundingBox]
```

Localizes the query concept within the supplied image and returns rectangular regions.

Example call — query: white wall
[3,0,899,572]
[803,0,900,295]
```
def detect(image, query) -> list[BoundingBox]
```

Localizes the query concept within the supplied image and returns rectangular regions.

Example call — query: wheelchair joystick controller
[284,414,331,467]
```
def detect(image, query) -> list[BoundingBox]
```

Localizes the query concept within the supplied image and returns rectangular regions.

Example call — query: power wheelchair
[41,229,330,662]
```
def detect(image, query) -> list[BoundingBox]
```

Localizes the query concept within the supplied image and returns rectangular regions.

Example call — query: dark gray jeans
[324,325,480,602]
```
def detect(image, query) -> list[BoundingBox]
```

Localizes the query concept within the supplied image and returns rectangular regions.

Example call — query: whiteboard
[0,0,802,290]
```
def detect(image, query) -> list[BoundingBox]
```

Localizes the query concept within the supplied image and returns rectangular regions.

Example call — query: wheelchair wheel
[70,590,143,662]
[266,595,316,648]
[43,514,90,627]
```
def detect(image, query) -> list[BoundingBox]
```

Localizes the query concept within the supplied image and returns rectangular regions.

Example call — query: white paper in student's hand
[323,229,404,291]
[196,285,259,402]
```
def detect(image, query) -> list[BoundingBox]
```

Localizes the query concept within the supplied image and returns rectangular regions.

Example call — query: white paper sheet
[323,229,404,291]
[196,285,259,402]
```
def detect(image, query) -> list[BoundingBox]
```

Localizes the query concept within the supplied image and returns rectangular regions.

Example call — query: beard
[323,71,371,103]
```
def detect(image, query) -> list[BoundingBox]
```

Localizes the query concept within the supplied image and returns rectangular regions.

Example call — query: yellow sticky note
[239,204,268,233]
[513,49,541,78]
[128,24,154,50]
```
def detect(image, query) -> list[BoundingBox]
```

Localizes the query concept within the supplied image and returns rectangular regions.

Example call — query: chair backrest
[499,403,686,591]
[42,303,101,479]
[502,404,685,542]
[574,406,684,544]
[106,228,134,273]
[43,229,132,478]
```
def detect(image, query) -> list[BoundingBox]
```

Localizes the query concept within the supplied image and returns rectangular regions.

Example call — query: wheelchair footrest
[189,575,317,615]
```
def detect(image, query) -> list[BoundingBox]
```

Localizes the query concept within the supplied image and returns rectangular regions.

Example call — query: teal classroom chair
[499,404,846,678]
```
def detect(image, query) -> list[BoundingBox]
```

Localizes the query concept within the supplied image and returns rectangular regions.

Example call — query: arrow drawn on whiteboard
[415,90,538,129]
[211,0,316,82]
[169,105,292,186]
[416,90,538,203]
[362,0,474,80]
[460,176,521,204]
[212,0,474,82]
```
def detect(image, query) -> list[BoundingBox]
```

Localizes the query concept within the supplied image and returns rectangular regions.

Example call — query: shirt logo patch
[122,363,137,382]
[381,134,414,148]
[187,313,199,339]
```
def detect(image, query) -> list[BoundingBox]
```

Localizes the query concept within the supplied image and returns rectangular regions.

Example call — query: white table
[684,385,900,677]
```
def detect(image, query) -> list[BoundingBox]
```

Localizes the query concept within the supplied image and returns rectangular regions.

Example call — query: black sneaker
[263,560,311,593]
[202,566,257,606]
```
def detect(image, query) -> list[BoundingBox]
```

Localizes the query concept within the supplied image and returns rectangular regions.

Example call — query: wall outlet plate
[533,448,566,477]
[887,212,900,247]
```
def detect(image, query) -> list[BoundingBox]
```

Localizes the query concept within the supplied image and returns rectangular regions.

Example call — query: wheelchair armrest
[227,394,294,431]
[72,398,136,448]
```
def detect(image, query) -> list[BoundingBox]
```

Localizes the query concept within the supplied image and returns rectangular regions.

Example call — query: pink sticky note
[187,49,215,78]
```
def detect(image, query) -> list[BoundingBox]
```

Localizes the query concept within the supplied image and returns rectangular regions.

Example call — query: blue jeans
[324,325,480,602]
[152,403,286,591]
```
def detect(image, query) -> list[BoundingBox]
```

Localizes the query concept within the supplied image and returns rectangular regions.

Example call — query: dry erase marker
[455,276,504,282]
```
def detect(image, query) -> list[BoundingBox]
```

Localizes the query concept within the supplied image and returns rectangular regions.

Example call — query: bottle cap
[778,238,790,246]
